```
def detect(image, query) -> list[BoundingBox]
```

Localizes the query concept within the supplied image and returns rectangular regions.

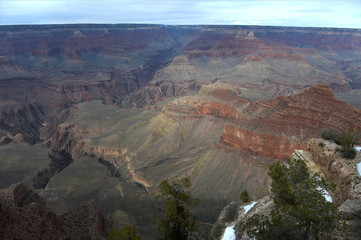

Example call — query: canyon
[0,24,361,238]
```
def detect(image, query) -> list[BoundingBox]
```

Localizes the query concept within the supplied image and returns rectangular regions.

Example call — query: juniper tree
[242,158,345,240]
[339,128,358,159]
[240,189,251,203]
[154,176,199,240]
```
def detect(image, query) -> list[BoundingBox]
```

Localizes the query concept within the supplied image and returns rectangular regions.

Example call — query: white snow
[243,201,257,214]
[317,187,332,202]
[355,146,361,152]
[357,162,361,176]
[221,225,236,240]
[322,190,333,203]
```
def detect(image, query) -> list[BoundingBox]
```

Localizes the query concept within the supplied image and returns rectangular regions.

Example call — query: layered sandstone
[1,24,361,237]
[163,83,361,163]
[30,83,361,234]
[0,24,360,145]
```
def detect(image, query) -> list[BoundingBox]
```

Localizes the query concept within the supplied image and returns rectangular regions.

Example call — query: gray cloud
[0,0,360,28]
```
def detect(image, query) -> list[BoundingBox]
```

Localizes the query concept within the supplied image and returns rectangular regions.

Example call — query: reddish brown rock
[220,125,307,160]
[163,83,361,163]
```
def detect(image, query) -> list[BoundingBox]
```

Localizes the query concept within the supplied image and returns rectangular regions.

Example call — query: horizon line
[0,22,360,30]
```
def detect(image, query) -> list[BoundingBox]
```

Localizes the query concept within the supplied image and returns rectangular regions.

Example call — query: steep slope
[0,83,359,236]
[0,183,111,239]
[39,84,360,229]
[0,24,194,142]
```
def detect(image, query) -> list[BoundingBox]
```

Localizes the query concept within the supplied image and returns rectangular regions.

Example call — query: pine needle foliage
[154,176,199,240]
[339,128,358,159]
[243,158,346,240]
[107,226,141,240]
[240,190,251,203]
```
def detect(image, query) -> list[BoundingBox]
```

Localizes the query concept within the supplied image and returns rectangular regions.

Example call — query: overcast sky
[1,0,360,28]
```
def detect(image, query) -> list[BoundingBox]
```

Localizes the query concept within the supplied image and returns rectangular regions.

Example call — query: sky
[1,0,361,28]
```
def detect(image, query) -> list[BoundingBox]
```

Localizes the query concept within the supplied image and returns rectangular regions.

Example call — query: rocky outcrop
[0,56,33,78]
[0,103,46,144]
[215,139,361,240]
[299,140,361,239]
[127,80,201,108]
[220,125,307,160]
[0,183,111,240]
[33,150,73,189]
[163,83,361,164]
[211,196,274,240]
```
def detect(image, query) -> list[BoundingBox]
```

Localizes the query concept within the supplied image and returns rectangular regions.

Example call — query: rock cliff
[1,24,361,146]
[163,83,361,163]
[38,83,361,233]
[1,24,361,238]
[213,139,361,240]
[0,183,111,240]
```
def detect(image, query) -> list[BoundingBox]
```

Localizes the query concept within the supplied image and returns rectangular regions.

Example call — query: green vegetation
[210,222,225,240]
[339,128,358,159]
[107,226,141,240]
[321,128,341,144]
[223,202,239,222]
[321,127,359,159]
[242,158,345,240]
[240,189,251,203]
[154,176,199,240]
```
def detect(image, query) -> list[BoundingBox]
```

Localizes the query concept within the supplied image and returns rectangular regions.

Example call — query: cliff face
[37,84,360,231]
[0,183,111,240]
[215,140,361,240]
[1,24,361,237]
[210,138,361,240]
[0,24,361,145]
[163,84,361,162]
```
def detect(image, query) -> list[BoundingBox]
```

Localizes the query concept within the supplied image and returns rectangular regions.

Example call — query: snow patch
[355,146,361,152]
[221,225,236,240]
[243,201,257,214]
[357,162,361,176]
[322,190,333,203]
[317,187,332,202]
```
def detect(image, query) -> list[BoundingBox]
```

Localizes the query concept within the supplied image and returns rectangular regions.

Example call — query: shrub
[223,202,239,222]
[239,190,251,203]
[321,128,341,144]
[322,127,359,159]
[107,226,141,240]
[341,148,356,159]
[210,223,225,240]
[339,128,359,159]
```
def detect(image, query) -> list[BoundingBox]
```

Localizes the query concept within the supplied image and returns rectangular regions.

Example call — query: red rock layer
[163,83,361,163]
[220,125,307,160]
